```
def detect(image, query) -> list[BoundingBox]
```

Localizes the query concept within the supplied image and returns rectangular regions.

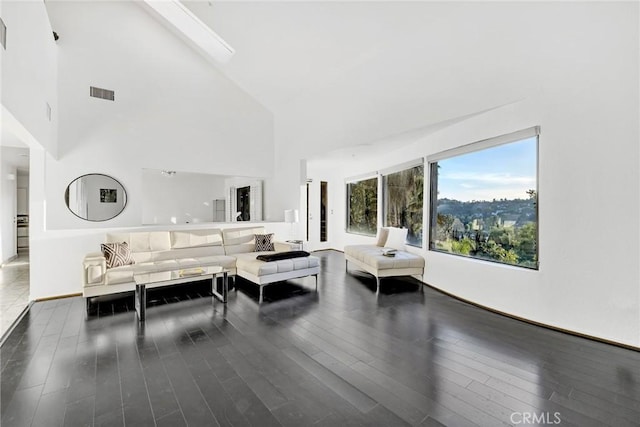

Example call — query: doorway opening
[236,186,251,221]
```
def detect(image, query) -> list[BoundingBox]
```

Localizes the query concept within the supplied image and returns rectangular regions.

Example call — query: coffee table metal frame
[133,266,228,321]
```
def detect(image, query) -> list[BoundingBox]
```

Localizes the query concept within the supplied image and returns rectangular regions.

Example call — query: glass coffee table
[133,266,228,321]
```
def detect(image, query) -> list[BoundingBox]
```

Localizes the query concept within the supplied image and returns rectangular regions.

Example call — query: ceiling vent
[0,18,7,50]
[90,86,115,101]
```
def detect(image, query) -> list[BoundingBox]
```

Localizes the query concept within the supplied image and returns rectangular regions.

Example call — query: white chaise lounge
[344,227,425,293]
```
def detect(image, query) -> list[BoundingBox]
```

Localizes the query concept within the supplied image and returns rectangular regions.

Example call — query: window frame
[427,127,540,269]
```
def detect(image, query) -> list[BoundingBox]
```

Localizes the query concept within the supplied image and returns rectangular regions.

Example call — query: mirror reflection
[65,173,127,221]
[141,169,263,224]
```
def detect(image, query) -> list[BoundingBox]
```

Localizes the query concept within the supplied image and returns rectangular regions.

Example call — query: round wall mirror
[65,174,127,221]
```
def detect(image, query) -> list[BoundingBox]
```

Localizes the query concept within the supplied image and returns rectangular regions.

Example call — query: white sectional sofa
[344,227,425,293]
[83,226,319,307]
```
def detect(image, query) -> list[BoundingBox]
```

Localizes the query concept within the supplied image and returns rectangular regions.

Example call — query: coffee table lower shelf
[133,267,228,322]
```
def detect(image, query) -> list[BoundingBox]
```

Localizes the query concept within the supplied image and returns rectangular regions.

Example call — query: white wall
[1,0,275,299]
[0,0,58,297]
[306,2,640,346]
[142,169,226,224]
[4,0,639,348]
[44,0,274,230]
[0,0,58,155]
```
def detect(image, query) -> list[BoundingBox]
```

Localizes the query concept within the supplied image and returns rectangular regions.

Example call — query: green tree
[348,178,377,234]
[515,222,537,263]
[479,240,519,264]
[488,226,516,250]
[436,213,455,241]
[452,238,474,255]
[385,165,423,245]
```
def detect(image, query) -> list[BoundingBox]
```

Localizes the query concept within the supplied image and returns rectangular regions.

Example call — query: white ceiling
[0,127,26,149]
[0,146,30,172]
[0,128,29,171]
[43,1,599,157]
[182,1,557,153]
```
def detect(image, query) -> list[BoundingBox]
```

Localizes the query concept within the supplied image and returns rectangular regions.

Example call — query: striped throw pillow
[101,242,135,269]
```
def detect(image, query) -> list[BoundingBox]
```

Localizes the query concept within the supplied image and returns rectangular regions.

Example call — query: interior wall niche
[227,178,263,222]
[141,169,264,224]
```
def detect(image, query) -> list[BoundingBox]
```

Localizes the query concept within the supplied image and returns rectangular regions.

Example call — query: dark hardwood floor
[1,250,639,426]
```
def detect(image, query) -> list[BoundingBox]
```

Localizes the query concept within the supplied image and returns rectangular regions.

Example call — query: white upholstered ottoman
[235,252,320,302]
[344,245,425,293]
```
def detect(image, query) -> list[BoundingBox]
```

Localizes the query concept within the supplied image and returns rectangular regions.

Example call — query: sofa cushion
[106,232,171,252]
[101,242,135,269]
[153,246,225,261]
[191,255,237,270]
[222,226,266,254]
[344,245,375,261]
[369,251,425,270]
[345,245,425,270]
[254,233,275,251]
[171,229,223,249]
[235,252,320,277]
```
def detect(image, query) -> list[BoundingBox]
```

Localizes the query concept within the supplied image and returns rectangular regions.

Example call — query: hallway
[0,251,30,342]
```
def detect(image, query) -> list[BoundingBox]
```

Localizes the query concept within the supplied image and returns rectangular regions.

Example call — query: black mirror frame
[64,173,127,222]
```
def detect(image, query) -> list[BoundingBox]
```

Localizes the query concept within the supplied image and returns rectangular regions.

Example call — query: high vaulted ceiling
[186,1,537,113]
[45,1,615,155]
[182,1,575,150]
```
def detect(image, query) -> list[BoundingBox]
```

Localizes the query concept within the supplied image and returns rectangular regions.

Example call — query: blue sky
[437,137,537,202]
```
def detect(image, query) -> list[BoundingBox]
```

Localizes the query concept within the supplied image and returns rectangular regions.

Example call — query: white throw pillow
[376,228,389,247]
[385,227,408,251]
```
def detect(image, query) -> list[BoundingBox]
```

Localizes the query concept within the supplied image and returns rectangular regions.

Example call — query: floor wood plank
[1,250,639,426]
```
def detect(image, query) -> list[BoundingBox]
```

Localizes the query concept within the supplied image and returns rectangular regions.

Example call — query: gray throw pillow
[254,233,275,251]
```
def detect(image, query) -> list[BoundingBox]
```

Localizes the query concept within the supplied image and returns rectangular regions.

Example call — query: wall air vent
[0,18,7,50]
[90,86,115,101]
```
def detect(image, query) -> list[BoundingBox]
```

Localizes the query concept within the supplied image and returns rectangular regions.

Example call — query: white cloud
[460,183,476,189]
[441,187,531,202]
[439,172,535,201]
[442,172,535,187]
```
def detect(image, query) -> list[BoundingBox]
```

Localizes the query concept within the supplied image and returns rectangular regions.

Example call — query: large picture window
[429,129,538,269]
[383,164,424,247]
[346,177,378,236]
